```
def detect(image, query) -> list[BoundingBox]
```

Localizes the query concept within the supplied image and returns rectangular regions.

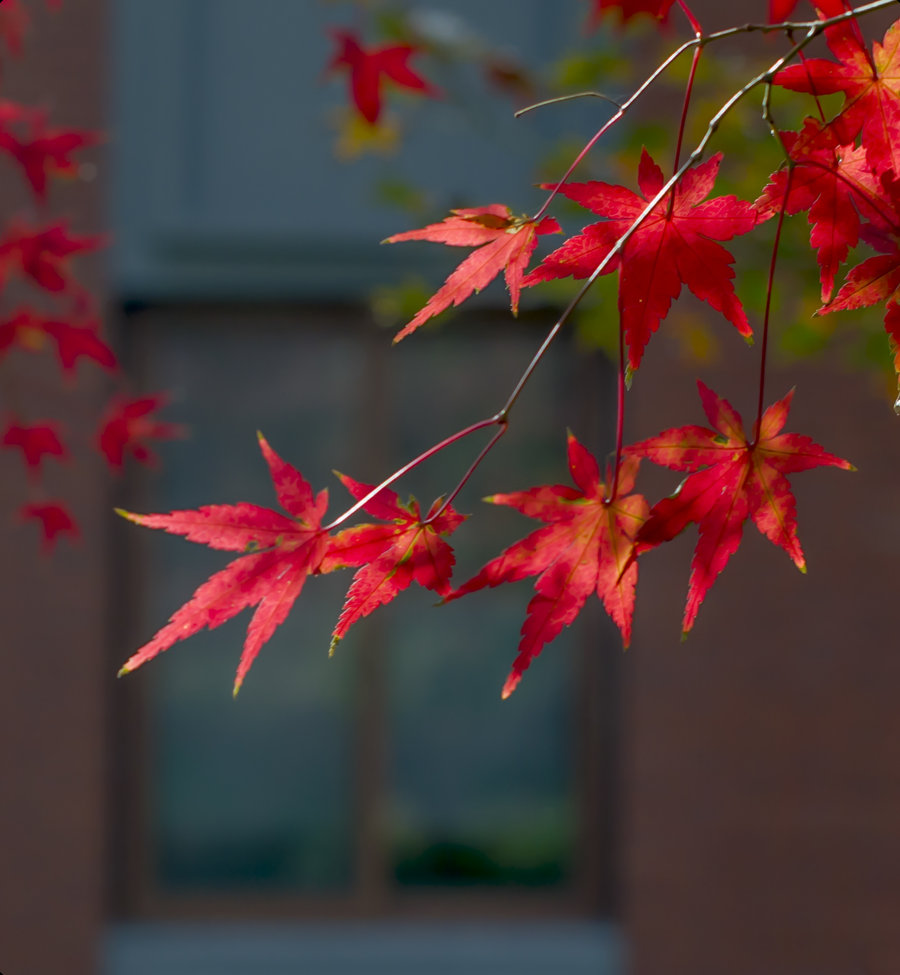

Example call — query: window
[109,2,624,969]
[112,303,620,921]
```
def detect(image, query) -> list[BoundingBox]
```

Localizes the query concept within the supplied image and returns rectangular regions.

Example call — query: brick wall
[0,2,108,974]
[624,345,900,975]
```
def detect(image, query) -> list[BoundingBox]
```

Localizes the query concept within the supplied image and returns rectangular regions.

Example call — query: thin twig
[515,91,622,117]
[754,165,794,443]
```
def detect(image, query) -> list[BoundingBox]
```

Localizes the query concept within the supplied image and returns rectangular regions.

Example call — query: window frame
[109,300,620,923]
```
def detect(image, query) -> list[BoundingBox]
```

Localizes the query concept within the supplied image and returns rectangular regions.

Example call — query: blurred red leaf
[20,501,79,552]
[328,28,438,125]
[0,307,48,358]
[2,419,66,476]
[0,219,105,295]
[43,318,117,375]
[0,0,29,59]
[0,109,99,202]
[97,394,183,470]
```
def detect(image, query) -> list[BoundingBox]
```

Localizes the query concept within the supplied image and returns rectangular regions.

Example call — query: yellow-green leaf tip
[117,665,131,678]
[329,635,340,657]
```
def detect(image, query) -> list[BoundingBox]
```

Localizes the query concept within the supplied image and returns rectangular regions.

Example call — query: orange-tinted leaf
[448,434,648,698]
[385,205,560,341]
[629,382,853,634]
[118,435,330,695]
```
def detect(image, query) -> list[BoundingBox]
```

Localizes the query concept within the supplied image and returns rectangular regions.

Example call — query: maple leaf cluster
[0,3,179,551]
[118,435,466,697]
[766,10,900,373]
[126,0,900,698]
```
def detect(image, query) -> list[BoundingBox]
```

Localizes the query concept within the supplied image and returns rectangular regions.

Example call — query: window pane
[135,311,366,893]
[130,308,611,900]
[383,327,605,888]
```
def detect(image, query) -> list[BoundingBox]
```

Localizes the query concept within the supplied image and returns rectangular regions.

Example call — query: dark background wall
[0,2,108,974]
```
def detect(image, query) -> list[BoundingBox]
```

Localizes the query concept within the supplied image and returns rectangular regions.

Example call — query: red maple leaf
[0,219,105,295]
[586,0,676,29]
[327,28,438,125]
[97,394,183,470]
[0,0,67,62]
[819,240,900,373]
[769,1,849,21]
[0,0,29,59]
[323,474,465,653]
[0,307,48,359]
[812,161,900,374]
[0,308,116,373]
[628,382,853,635]
[523,150,757,370]
[447,434,648,698]
[20,501,79,552]
[773,18,900,176]
[0,100,34,126]
[756,117,883,302]
[770,0,802,17]
[385,205,561,342]
[0,109,99,202]
[118,434,331,694]
[2,419,67,476]
[42,318,117,375]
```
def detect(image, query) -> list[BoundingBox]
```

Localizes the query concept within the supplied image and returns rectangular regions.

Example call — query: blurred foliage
[332,108,401,160]
[369,277,438,330]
